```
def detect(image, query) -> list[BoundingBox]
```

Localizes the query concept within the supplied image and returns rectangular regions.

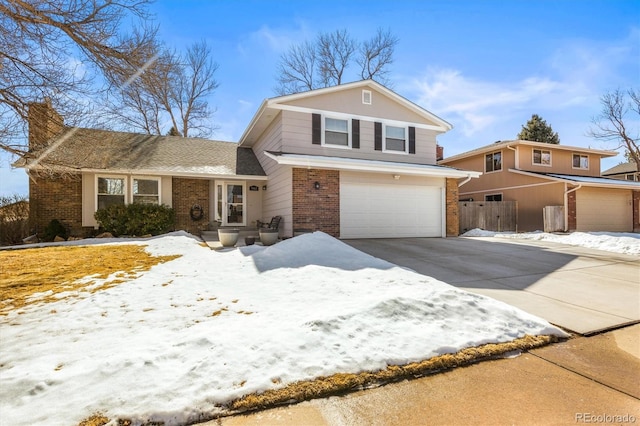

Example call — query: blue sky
[1,0,638,196]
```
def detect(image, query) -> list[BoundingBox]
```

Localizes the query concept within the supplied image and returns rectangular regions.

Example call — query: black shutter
[408,126,416,154]
[352,119,360,149]
[312,113,321,145]
[374,122,382,151]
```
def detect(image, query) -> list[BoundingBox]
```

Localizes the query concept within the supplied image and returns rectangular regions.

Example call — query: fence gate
[543,206,565,232]
[459,201,517,234]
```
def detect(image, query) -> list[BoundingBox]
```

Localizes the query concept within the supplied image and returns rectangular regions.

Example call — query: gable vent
[362,90,372,105]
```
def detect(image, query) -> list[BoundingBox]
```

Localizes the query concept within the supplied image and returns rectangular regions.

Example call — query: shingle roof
[602,162,638,176]
[22,127,266,176]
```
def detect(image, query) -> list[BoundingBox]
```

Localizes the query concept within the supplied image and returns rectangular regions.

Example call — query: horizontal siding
[281,110,438,165]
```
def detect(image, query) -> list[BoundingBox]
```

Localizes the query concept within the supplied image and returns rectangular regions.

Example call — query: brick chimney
[28,98,64,152]
[436,144,444,161]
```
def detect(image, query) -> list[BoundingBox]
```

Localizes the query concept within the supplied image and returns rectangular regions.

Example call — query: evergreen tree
[517,114,560,144]
[167,127,182,136]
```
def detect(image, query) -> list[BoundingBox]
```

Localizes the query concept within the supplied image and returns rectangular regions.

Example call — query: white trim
[382,124,409,154]
[131,175,161,205]
[572,153,589,170]
[484,192,503,201]
[322,115,352,149]
[264,152,481,179]
[96,175,127,211]
[509,168,640,189]
[215,180,247,226]
[484,150,503,173]
[532,148,552,167]
[362,89,372,105]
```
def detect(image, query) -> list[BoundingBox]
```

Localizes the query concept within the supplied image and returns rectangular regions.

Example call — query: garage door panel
[340,181,443,238]
[576,188,632,232]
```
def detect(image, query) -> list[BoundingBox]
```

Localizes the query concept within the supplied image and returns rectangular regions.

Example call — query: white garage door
[340,181,444,238]
[576,188,632,232]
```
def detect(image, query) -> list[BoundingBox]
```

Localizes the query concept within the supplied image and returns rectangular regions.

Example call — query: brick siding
[29,173,86,236]
[445,178,459,237]
[172,177,210,235]
[567,189,577,231]
[292,168,340,237]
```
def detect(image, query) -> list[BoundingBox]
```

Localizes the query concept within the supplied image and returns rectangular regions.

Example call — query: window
[485,151,502,172]
[324,117,349,147]
[132,178,159,205]
[384,125,407,152]
[533,149,551,166]
[572,154,589,169]
[362,90,372,105]
[485,194,503,201]
[97,177,125,209]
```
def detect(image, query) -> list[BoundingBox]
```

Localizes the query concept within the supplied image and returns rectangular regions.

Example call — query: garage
[576,187,633,232]
[340,172,444,238]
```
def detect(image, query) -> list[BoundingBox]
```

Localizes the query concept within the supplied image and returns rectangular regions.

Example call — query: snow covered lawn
[461,229,640,255]
[0,232,567,425]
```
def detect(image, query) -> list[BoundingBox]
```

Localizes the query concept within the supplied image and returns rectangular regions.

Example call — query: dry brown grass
[229,334,561,412]
[0,244,180,313]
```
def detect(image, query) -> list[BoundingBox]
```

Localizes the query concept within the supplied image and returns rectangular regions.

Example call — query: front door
[216,182,246,226]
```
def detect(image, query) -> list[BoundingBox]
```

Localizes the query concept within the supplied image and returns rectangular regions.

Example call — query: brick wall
[173,177,210,235]
[445,178,459,237]
[292,168,340,237]
[633,190,640,233]
[29,173,86,236]
[567,189,577,231]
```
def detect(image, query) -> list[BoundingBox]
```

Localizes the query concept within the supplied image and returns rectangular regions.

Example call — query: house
[439,140,640,232]
[602,162,639,182]
[16,80,480,239]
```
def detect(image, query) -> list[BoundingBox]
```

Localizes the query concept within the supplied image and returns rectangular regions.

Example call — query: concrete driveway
[344,236,640,335]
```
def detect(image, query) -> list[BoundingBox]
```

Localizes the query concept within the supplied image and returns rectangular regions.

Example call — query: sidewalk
[208,324,639,426]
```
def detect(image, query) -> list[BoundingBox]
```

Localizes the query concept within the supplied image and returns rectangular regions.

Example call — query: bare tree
[275,41,318,95]
[0,0,158,157]
[588,89,640,171]
[357,28,398,86]
[105,40,219,137]
[317,29,356,87]
[275,28,398,95]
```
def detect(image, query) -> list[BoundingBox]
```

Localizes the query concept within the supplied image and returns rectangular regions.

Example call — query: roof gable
[602,162,638,175]
[239,80,451,147]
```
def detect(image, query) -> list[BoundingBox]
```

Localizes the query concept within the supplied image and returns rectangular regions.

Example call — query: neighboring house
[602,162,639,182]
[439,140,640,232]
[16,80,480,239]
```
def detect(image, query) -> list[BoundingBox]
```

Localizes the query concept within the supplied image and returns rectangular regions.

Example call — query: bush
[0,195,29,245]
[94,203,174,237]
[42,219,69,242]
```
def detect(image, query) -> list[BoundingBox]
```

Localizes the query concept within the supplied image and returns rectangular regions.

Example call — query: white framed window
[214,180,246,226]
[485,193,503,201]
[532,149,551,166]
[97,176,126,210]
[362,90,372,105]
[572,154,589,170]
[384,124,408,153]
[132,177,160,205]
[485,151,502,173]
[323,116,351,148]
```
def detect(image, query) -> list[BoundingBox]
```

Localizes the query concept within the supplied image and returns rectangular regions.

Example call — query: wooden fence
[459,201,518,233]
[543,206,565,232]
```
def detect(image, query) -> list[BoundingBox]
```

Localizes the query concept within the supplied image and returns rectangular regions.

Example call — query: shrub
[0,195,29,245]
[42,219,69,242]
[94,203,174,237]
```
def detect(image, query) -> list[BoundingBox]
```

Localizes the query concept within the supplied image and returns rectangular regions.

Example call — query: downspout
[563,183,582,232]
[458,175,472,187]
[506,144,518,169]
